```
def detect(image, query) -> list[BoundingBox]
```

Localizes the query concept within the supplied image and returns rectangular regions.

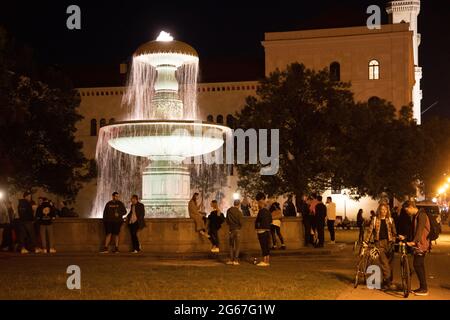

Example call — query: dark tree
[235,62,426,201]
[0,27,94,199]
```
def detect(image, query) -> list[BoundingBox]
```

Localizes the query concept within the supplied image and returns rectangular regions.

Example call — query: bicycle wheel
[401,255,411,298]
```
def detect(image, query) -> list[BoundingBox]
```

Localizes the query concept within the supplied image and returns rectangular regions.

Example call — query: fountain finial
[156,31,174,42]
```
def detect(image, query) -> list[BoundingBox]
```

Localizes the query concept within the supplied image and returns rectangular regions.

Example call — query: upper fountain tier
[133,31,199,67]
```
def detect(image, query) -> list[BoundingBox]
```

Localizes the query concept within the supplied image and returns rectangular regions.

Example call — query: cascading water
[91,31,230,218]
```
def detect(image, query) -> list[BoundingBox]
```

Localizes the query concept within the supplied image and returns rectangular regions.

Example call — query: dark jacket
[296,200,310,217]
[283,200,296,217]
[18,199,34,222]
[103,200,127,222]
[226,206,244,231]
[357,213,365,227]
[126,202,146,229]
[208,210,225,232]
[255,207,272,230]
[36,201,56,225]
[315,202,327,225]
[397,209,413,241]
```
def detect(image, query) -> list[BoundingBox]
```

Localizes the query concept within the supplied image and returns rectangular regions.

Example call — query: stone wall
[52,217,304,253]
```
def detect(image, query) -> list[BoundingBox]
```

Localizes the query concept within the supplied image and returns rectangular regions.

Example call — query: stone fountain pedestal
[141,159,190,218]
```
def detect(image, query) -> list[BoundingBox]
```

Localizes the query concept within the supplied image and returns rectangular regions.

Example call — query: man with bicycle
[402,200,431,296]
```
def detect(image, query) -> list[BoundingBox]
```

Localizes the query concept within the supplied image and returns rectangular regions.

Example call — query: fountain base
[142,160,190,218]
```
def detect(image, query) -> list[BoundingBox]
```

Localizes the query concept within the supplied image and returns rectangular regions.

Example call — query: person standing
[283,195,296,217]
[240,196,251,217]
[314,196,327,248]
[255,192,272,267]
[35,198,57,253]
[325,196,336,244]
[126,194,146,253]
[364,203,397,290]
[297,195,311,246]
[207,200,225,253]
[397,204,413,242]
[0,199,10,251]
[226,199,243,265]
[270,202,285,250]
[17,191,37,254]
[188,193,209,238]
[403,200,431,296]
[100,192,127,254]
[356,209,365,243]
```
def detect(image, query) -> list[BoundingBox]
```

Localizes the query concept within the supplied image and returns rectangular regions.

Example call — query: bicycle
[354,242,376,288]
[395,238,412,298]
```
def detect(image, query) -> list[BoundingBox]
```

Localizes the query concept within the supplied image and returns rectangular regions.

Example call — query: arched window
[226,114,235,128]
[100,118,106,128]
[368,96,381,107]
[90,119,97,136]
[109,118,116,124]
[216,115,224,124]
[207,115,214,122]
[330,62,341,81]
[369,60,380,80]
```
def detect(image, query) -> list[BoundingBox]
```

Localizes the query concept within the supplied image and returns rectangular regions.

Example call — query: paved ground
[0,228,449,300]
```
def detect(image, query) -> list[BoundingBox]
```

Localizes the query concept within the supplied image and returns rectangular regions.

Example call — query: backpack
[425,211,441,241]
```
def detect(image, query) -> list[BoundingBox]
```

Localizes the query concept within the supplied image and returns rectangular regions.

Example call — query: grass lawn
[0,254,350,300]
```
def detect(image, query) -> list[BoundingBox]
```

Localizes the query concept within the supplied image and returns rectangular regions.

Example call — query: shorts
[104,221,122,235]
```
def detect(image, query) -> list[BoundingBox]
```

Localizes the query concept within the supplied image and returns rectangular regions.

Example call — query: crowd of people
[0,191,76,253]
[0,190,436,296]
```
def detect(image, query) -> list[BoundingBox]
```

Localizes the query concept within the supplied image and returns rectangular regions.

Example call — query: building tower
[386,0,422,124]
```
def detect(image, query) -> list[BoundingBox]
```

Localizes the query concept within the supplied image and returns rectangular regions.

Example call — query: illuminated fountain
[92,32,230,217]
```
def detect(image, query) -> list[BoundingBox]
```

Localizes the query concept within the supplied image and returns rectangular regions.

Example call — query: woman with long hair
[356,209,365,243]
[269,202,286,250]
[364,203,397,290]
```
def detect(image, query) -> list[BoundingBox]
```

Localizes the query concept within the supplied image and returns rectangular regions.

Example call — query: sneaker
[113,247,120,254]
[256,261,270,267]
[20,248,29,254]
[132,250,139,254]
[226,260,234,265]
[211,247,220,253]
[233,261,240,266]
[100,247,109,254]
[35,248,42,254]
[42,249,48,254]
[271,246,277,250]
[49,248,56,254]
[413,289,429,296]
[280,245,286,250]
[330,241,336,244]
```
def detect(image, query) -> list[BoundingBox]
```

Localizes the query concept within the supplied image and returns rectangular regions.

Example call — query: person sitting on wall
[188,192,210,239]
[100,192,127,254]
[126,194,146,253]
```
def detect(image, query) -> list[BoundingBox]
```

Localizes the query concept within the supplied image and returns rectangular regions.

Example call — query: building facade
[74,1,421,220]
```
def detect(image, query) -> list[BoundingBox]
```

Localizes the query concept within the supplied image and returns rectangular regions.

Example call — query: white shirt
[326,202,337,220]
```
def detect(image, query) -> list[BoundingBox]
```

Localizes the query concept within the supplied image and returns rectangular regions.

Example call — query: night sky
[1,0,449,120]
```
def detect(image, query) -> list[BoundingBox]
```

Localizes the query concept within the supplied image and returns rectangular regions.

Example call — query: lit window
[369,60,380,80]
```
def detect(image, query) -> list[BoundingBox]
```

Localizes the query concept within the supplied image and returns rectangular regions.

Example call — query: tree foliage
[236,62,431,200]
[0,27,94,199]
